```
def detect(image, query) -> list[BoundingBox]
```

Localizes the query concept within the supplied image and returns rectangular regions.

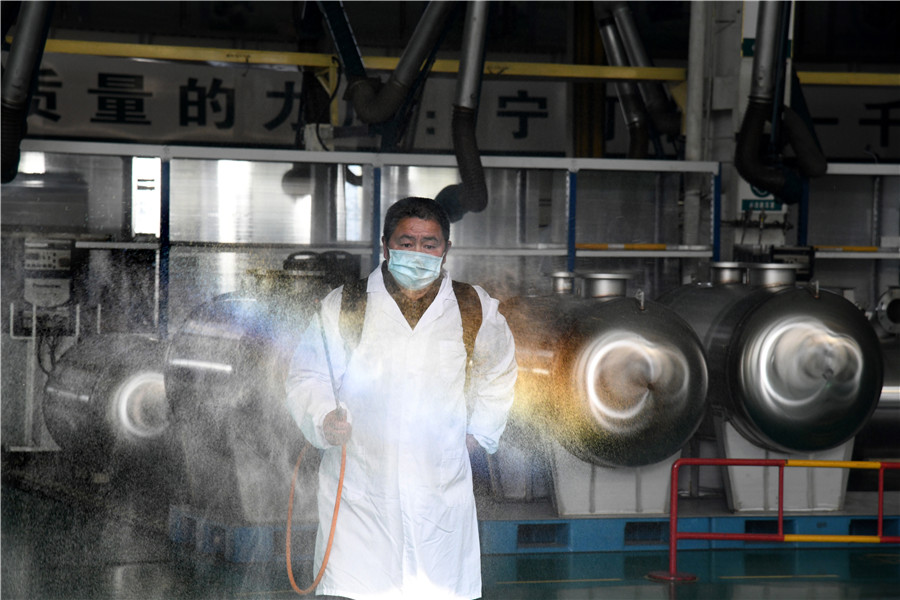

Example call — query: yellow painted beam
[42,38,335,68]
[786,459,882,469]
[22,38,900,87]
[797,71,900,87]
[420,58,685,82]
[784,534,883,544]
[36,39,685,82]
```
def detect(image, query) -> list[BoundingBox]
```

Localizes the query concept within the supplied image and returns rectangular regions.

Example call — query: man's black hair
[383,196,451,244]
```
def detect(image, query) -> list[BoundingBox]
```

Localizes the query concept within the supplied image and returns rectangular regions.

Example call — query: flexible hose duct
[436,1,489,222]
[1,1,55,183]
[452,106,488,211]
[735,99,806,203]
[734,0,827,204]
[782,104,827,178]
[435,106,488,223]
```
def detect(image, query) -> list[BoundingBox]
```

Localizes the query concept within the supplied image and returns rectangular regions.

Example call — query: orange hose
[286,442,347,596]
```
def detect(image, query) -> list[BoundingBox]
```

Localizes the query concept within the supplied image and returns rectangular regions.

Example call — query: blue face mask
[387,249,444,291]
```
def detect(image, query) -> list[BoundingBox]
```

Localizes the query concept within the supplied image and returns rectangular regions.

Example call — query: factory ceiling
[2,1,687,59]
[3,1,899,68]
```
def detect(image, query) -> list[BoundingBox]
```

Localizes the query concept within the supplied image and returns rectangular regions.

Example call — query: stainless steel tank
[658,263,884,453]
[500,274,709,468]
[164,252,357,521]
[43,334,169,472]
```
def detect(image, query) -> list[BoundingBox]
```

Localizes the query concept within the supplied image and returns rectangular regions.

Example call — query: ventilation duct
[595,9,648,159]
[319,0,455,125]
[2,1,55,183]
[436,0,489,222]
[734,1,826,204]
[608,1,681,138]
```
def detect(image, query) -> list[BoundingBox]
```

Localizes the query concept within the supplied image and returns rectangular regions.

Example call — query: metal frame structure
[19,138,722,338]
[649,457,900,583]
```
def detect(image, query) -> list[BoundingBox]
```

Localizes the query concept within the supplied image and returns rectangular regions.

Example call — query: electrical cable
[37,333,53,376]
[286,441,346,596]
[36,332,62,376]
[315,57,343,151]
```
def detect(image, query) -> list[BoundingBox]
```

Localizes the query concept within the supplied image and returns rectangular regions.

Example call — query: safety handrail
[648,458,900,582]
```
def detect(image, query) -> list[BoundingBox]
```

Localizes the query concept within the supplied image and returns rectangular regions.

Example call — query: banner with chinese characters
[23,53,316,147]
[803,86,900,163]
[410,76,569,155]
[17,51,895,160]
[18,52,571,155]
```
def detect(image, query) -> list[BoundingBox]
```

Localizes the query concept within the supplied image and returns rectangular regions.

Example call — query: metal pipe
[436,1,489,221]
[452,0,489,215]
[736,1,825,205]
[396,1,456,92]
[339,0,455,124]
[685,2,706,162]
[682,0,707,245]
[736,1,803,203]
[596,14,648,158]
[768,1,793,149]
[1,1,55,183]
[455,0,489,110]
[749,1,784,103]
[610,1,681,137]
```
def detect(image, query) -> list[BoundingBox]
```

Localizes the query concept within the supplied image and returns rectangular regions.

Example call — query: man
[286,196,517,600]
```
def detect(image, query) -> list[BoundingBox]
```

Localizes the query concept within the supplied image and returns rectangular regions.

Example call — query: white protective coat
[286,266,517,600]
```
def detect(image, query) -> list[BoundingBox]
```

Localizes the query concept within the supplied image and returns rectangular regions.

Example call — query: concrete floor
[3,452,899,600]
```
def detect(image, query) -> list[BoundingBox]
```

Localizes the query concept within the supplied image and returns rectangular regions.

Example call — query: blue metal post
[713,167,722,262]
[798,179,809,246]
[567,170,577,273]
[372,167,382,268]
[159,159,170,340]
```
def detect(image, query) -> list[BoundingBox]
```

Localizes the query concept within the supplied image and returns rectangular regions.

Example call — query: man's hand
[323,408,352,446]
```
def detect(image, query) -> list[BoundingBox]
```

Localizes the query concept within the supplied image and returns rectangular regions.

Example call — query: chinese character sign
[22,53,308,146]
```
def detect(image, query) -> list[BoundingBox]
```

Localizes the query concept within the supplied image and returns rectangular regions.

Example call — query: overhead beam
[38,38,685,81]
[10,38,899,87]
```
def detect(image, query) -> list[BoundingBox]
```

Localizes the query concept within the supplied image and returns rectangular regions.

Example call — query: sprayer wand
[316,310,345,420]
[285,306,347,595]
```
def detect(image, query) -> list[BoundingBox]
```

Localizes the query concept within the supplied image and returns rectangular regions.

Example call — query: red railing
[648,458,900,582]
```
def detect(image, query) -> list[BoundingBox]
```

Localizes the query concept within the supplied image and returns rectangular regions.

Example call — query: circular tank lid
[709,261,747,285]
[746,263,798,287]
[548,271,576,295]
[578,272,631,298]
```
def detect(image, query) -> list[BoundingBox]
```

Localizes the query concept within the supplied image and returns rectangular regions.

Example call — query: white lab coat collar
[366,264,453,331]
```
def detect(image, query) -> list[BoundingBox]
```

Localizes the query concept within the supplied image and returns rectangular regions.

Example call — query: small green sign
[742,198,783,211]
